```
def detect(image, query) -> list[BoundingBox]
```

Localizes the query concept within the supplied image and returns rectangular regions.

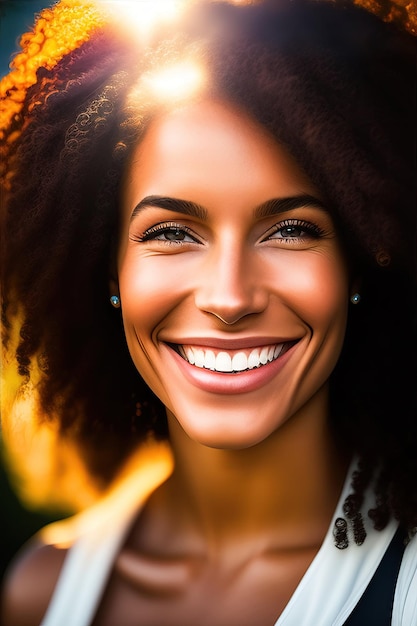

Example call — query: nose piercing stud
[350,293,361,305]
[110,295,121,308]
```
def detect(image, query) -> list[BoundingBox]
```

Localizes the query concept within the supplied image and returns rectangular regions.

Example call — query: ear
[109,252,119,298]
[109,273,119,298]
[349,276,362,301]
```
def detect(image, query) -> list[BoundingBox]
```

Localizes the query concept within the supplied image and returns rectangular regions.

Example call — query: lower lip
[163,343,297,395]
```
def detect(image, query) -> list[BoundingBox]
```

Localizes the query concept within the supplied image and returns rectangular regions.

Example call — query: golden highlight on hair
[0,0,415,147]
[354,0,417,36]
[0,1,105,142]
[0,0,415,517]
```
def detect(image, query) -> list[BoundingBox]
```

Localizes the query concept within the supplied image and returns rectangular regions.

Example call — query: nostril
[211,313,242,326]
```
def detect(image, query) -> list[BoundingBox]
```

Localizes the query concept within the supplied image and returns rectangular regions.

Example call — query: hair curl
[1,0,416,541]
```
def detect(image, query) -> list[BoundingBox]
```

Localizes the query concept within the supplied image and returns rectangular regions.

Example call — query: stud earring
[350,293,361,305]
[110,295,121,308]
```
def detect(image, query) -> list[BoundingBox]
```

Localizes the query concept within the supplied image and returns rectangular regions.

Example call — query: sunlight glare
[143,60,206,102]
[97,0,186,37]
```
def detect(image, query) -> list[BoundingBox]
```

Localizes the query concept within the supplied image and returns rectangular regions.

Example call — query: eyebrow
[131,196,208,221]
[254,194,326,218]
[130,193,326,222]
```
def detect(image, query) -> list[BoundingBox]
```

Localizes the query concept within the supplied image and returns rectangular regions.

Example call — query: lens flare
[143,60,206,102]
[40,441,173,548]
[96,0,186,37]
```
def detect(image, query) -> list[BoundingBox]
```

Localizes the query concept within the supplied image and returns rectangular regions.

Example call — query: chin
[168,407,278,451]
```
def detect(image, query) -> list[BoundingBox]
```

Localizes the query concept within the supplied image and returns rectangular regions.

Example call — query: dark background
[0,0,63,582]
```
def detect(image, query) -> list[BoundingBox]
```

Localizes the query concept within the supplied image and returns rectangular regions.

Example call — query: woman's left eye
[265,219,323,241]
[153,228,195,242]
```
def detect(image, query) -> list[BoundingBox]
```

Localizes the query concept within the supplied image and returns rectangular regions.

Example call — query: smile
[176,343,285,374]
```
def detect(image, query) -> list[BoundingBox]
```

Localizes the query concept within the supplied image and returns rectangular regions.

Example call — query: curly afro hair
[1,0,416,540]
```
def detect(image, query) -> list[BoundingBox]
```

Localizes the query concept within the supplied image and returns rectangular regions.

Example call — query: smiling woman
[116,100,349,450]
[0,1,416,625]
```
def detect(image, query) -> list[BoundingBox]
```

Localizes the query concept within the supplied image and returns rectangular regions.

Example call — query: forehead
[122,99,321,211]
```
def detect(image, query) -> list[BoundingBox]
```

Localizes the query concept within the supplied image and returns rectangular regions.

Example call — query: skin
[116,99,351,450]
[1,99,353,626]
[105,100,351,623]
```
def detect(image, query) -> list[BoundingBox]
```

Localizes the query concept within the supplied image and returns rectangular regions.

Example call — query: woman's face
[116,99,351,449]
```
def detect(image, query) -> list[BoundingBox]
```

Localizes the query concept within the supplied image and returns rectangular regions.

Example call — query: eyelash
[264,219,324,241]
[133,222,200,244]
[133,218,324,245]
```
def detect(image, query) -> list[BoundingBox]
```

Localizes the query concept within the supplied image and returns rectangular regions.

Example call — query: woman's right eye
[132,222,201,245]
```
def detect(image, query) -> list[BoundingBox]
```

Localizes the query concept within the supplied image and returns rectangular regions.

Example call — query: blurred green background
[0,0,53,77]
[0,0,63,582]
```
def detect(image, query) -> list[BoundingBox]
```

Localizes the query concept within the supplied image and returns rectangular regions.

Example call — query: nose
[194,242,268,325]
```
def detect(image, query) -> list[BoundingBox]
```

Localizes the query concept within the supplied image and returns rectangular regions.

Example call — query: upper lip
[163,336,298,350]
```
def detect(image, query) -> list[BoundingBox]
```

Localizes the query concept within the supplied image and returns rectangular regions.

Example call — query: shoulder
[0,538,68,626]
[393,533,417,625]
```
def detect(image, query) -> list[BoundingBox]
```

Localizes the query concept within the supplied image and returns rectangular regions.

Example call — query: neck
[153,387,349,555]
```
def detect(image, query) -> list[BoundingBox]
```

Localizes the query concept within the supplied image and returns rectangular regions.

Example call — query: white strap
[276,458,399,626]
[40,443,173,626]
[392,534,417,625]
[40,510,135,626]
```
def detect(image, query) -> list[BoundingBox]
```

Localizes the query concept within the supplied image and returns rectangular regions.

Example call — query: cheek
[272,250,349,323]
[118,252,188,338]
[273,253,350,414]
[290,253,350,385]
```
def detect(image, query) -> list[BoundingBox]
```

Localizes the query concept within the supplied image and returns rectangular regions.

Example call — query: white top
[40,462,417,626]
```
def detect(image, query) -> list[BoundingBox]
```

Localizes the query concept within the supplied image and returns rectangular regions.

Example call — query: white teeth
[216,352,233,372]
[204,350,216,370]
[180,343,284,373]
[194,348,205,368]
[187,347,195,365]
[260,346,269,365]
[248,349,260,369]
[232,352,248,372]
